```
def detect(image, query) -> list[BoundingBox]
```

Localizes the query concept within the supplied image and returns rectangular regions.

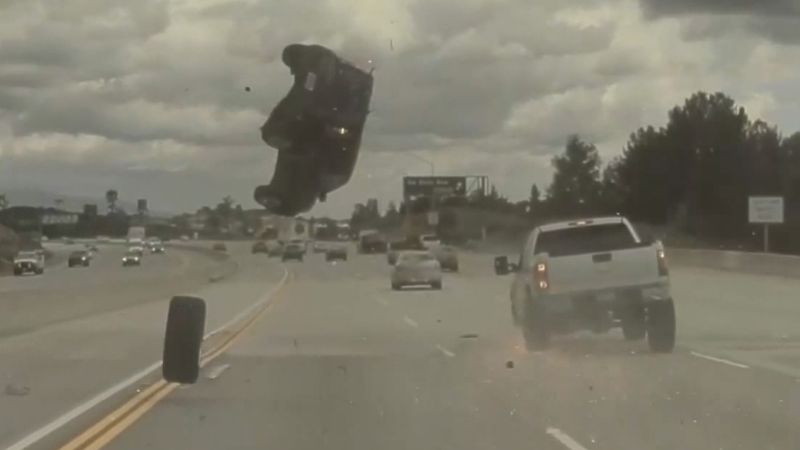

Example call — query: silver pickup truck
[495,216,675,353]
[13,250,45,276]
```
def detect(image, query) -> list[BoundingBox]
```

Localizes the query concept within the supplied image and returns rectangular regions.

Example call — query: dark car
[282,243,305,262]
[255,43,374,216]
[122,251,142,267]
[213,242,227,252]
[325,246,348,262]
[251,241,269,254]
[68,251,91,267]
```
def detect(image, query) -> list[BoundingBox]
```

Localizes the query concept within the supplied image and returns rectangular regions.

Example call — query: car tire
[431,281,442,290]
[13,269,21,276]
[391,282,402,291]
[621,305,647,341]
[36,268,44,275]
[451,264,459,273]
[163,296,206,384]
[521,297,549,351]
[647,298,676,353]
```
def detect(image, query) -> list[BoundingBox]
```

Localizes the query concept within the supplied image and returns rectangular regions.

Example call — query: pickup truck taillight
[534,262,550,292]
[657,249,669,276]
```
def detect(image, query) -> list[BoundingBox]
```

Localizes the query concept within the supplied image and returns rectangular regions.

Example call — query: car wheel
[391,282,402,290]
[162,296,206,384]
[621,305,647,341]
[647,298,676,353]
[13,269,22,276]
[36,268,44,275]
[431,281,442,290]
[521,297,549,351]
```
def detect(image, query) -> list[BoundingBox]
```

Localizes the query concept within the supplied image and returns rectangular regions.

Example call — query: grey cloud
[639,0,800,18]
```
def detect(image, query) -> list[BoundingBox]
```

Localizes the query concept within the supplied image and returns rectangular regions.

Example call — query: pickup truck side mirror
[495,256,517,275]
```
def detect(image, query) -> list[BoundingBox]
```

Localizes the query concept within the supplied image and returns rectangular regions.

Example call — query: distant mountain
[0,188,174,217]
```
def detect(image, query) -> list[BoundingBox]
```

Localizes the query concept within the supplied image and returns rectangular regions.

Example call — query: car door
[510,231,535,314]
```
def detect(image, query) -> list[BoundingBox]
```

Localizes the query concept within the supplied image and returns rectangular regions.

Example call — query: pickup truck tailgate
[546,246,659,294]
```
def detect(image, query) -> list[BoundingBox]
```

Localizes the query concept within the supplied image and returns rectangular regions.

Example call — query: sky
[1,0,800,218]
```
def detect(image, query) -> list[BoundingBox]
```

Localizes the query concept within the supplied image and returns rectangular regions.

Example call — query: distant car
[325,245,348,262]
[387,237,425,265]
[251,241,269,254]
[213,242,227,252]
[68,250,91,267]
[391,251,442,290]
[122,251,142,266]
[282,243,305,262]
[420,234,441,249]
[62,237,75,245]
[313,241,328,254]
[13,251,45,276]
[432,245,459,272]
[359,230,387,254]
[128,246,145,257]
[150,244,166,254]
[85,244,99,253]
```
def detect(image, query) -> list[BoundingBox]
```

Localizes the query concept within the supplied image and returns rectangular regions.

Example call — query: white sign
[748,196,784,224]
[427,211,439,226]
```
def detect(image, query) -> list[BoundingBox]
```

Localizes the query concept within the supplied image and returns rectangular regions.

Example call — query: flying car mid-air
[256,44,374,216]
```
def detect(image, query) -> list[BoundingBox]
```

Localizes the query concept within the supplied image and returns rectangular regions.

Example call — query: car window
[534,224,638,257]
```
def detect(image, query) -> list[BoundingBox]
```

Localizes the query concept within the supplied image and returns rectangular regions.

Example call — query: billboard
[403,176,467,200]
[748,196,784,224]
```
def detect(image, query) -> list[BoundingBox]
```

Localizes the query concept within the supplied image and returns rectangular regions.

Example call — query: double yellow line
[59,272,291,450]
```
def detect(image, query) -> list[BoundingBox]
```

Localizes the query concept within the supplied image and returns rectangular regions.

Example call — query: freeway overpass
[0,241,798,449]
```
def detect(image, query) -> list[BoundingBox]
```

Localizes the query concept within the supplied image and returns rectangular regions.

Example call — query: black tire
[521,298,549,351]
[621,305,647,341]
[647,298,676,353]
[163,296,206,384]
[68,262,74,268]
[431,281,442,290]
[451,264,459,273]
[391,283,402,290]
[13,269,22,276]
[36,268,44,275]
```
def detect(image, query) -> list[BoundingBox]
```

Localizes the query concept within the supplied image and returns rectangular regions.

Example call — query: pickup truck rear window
[535,223,638,257]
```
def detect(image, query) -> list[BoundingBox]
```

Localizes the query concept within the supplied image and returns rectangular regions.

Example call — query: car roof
[538,216,625,233]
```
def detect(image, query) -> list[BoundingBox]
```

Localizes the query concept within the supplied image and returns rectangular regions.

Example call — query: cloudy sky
[1,0,800,218]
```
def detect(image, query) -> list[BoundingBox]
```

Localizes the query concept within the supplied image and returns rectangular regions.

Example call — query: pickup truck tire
[647,298,676,353]
[163,296,206,384]
[622,306,647,341]
[431,281,442,290]
[522,298,549,351]
[391,282,402,290]
[13,268,22,276]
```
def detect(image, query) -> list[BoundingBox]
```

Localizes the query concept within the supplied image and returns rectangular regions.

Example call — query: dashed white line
[546,427,590,450]
[435,345,456,358]
[403,316,419,328]
[690,351,749,369]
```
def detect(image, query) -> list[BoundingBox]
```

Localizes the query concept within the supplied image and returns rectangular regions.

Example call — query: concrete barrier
[667,248,800,278]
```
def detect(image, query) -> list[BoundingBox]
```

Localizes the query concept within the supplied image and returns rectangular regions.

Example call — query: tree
[546,135,603,217]
[105,189,119,213]
[383,201,400,226]
[0,194,7,210]
[528,183,542,217]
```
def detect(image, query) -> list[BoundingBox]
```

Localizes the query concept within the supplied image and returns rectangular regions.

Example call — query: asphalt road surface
[3,245,800,449]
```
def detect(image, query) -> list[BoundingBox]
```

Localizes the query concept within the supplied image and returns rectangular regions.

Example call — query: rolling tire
[647,298,676,353]
[521,298,549,351]
[431,281,442,290]
[163,296,206,384]
[621,305,647,341]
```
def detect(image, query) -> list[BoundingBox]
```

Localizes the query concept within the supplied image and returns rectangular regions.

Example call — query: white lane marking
[205,363,231,380]
[376,297,389,306]
[403,316,419,328]
[435,345,455,358]
[690,351,750,369]
[5,268,289,450]
[546,427,590,450]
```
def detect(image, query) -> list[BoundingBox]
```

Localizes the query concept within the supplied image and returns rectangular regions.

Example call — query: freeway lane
[0,243,285,450]
[97,250,800,450]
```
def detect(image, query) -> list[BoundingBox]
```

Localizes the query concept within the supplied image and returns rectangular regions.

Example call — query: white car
[496,216,674,352]
[122,251,142,266]
[391,251,442,290]
[420,234,441,249]
[13,250,45,276]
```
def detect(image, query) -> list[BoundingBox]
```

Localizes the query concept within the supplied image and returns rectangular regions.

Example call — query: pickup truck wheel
[622,306,647,341]
[13,268,22,276]
[522,299,549,351]
[163,296,206,384]
[391,282,402,290]
[431,281,442,290]
[647,298,676,353]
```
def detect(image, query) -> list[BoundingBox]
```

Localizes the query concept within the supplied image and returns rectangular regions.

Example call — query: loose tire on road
[647,298,676,353]
[163,296,206,384]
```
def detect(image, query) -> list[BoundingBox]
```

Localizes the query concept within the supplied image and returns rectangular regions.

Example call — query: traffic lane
[0,244,196,295]
[671,266,800,376]
[0,246,220,338]
[0,250,285,450]
[107,251,800,450]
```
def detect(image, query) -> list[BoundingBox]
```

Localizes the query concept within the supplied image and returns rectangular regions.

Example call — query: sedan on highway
[122,251,142,267]
[432,245,459,272]
[251,241,269,254]
[325,245,348,262]
[282,243,305,262]
[391,251,443,290]
[67,250,91,267]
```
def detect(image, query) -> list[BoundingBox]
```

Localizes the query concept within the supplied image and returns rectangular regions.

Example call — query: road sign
[41,214,79,225]
[403,176,466,200]
[748,196,784,224]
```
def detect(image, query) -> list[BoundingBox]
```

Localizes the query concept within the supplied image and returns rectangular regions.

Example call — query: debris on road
[506,360,514,369]
[5,384,30,396]
[460,333,479,339]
